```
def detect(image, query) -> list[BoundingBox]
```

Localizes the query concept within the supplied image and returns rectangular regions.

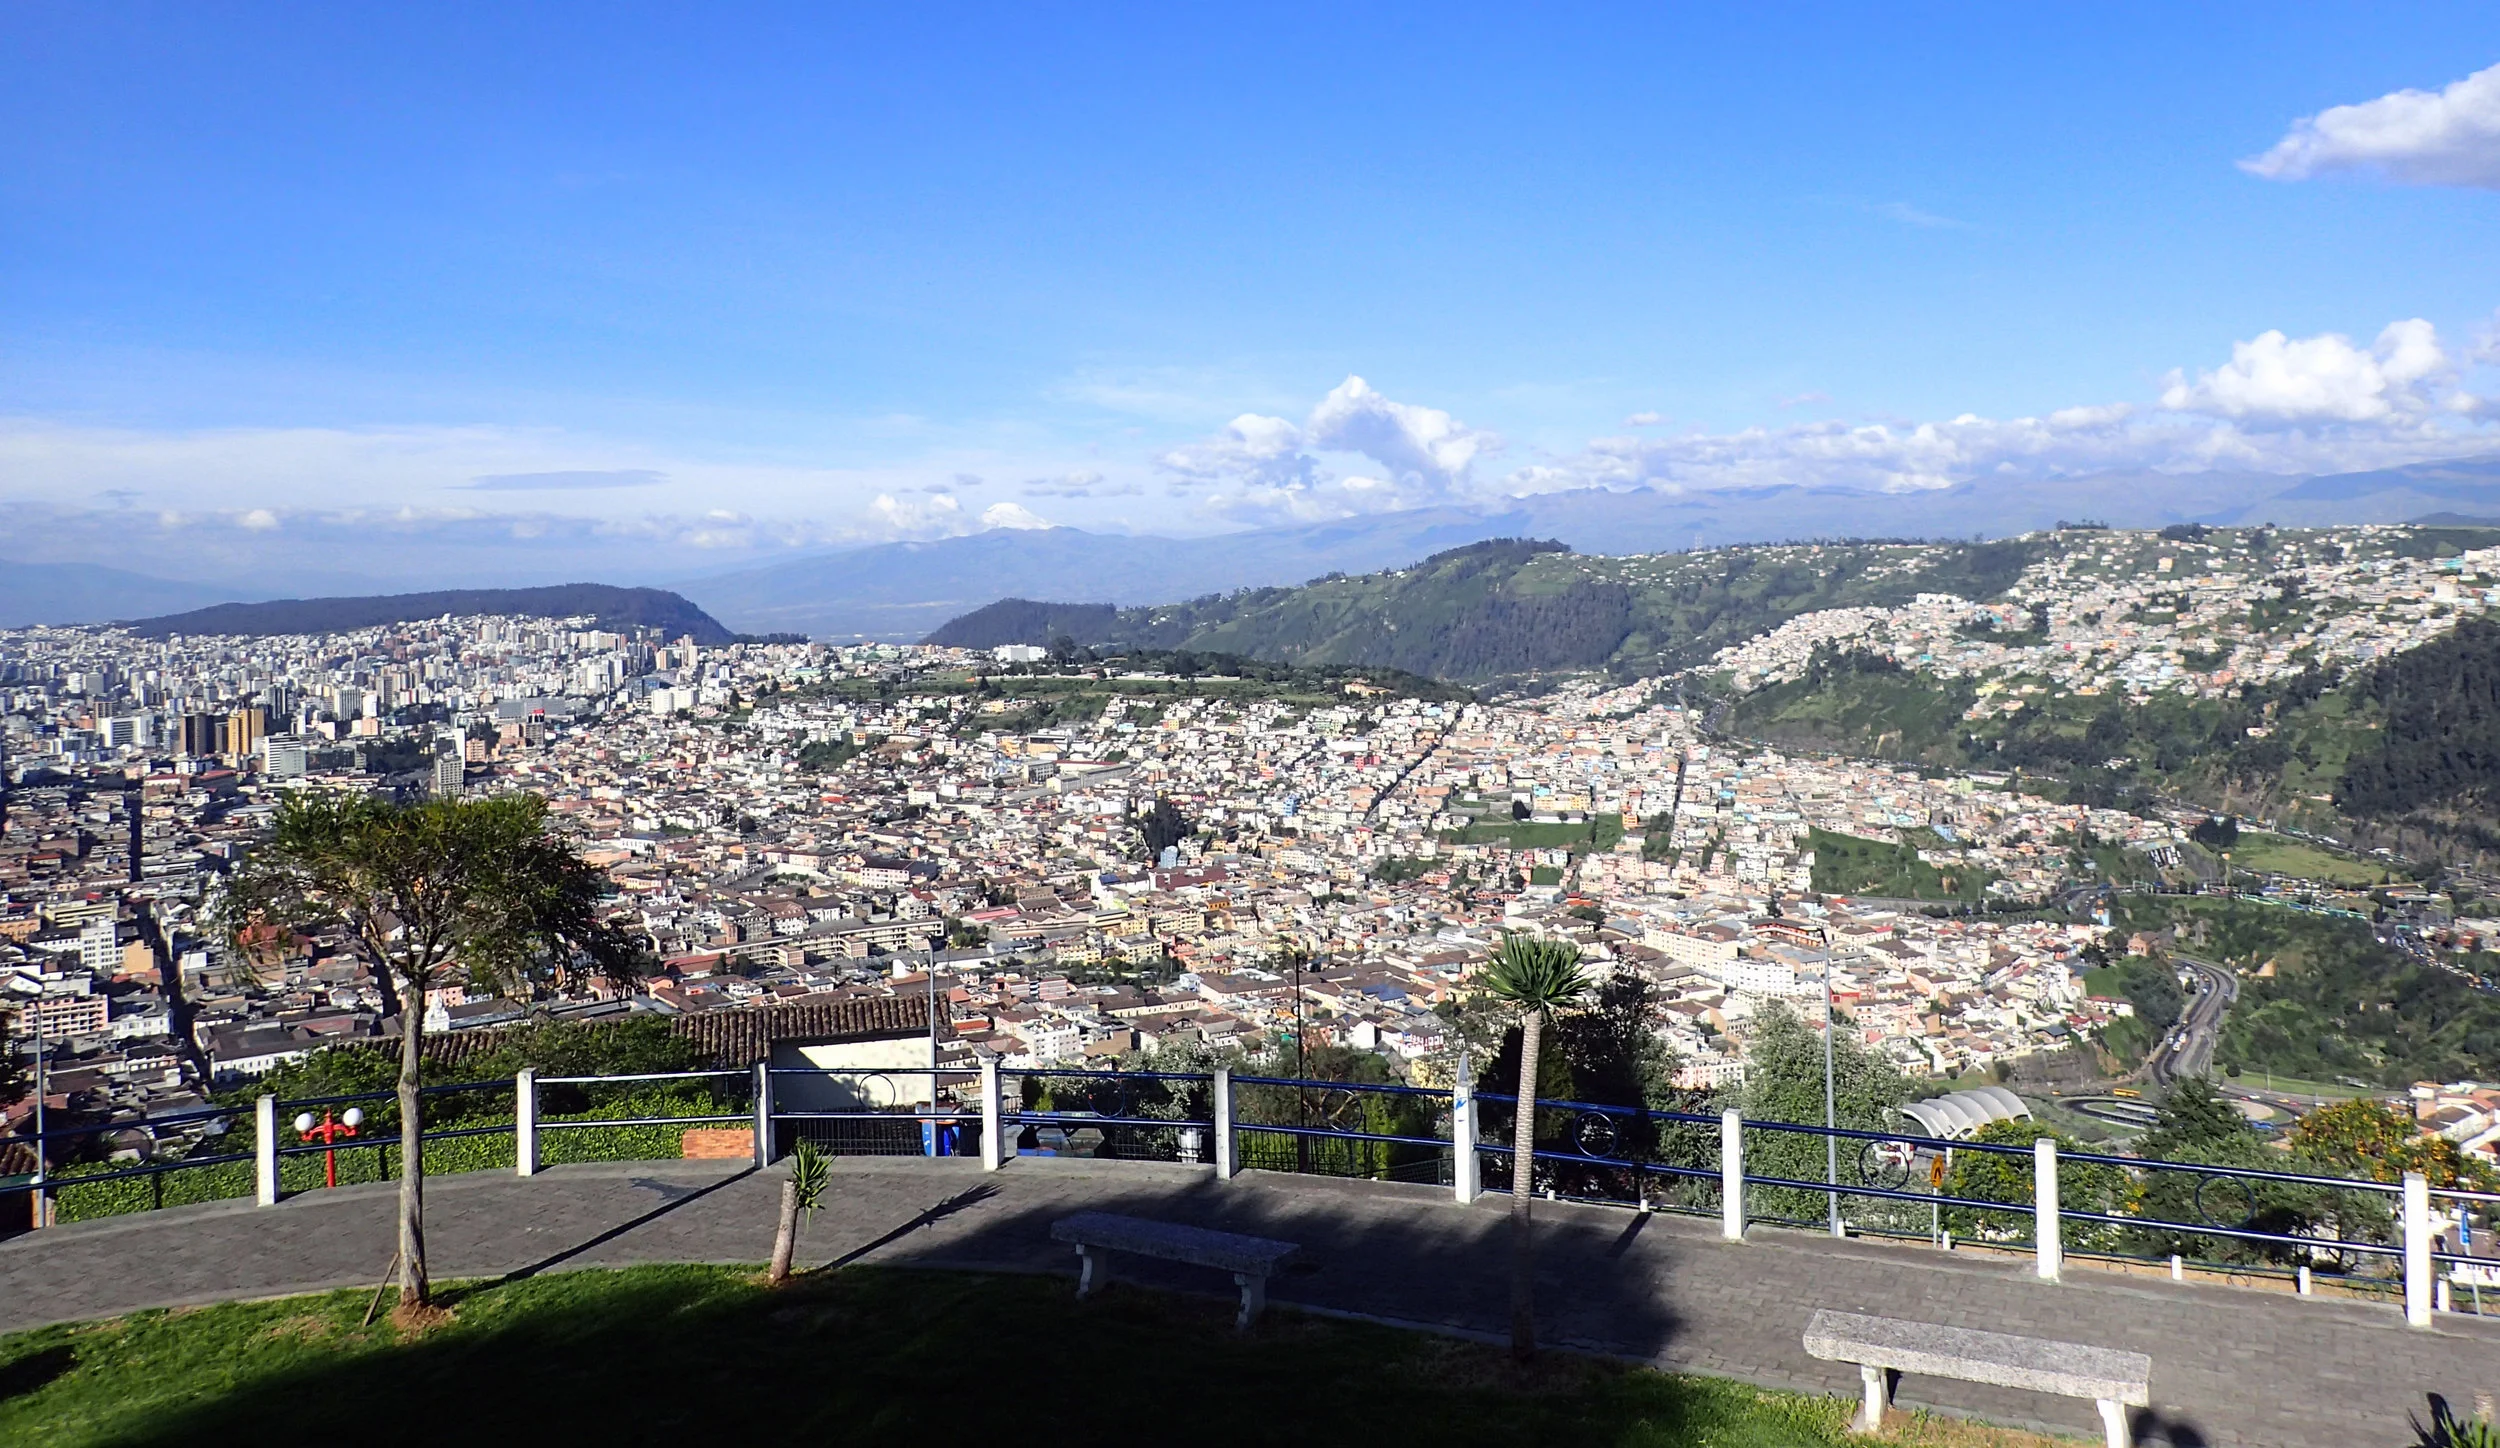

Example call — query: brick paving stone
[2,1157,2492,1447]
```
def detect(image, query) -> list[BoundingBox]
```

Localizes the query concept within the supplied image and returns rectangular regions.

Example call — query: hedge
[50,1095,726,1225]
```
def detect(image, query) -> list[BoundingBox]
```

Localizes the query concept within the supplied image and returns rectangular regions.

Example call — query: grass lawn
[0,1266,2079,1448]
[1440,813,1626,854]
[1807,828,1992,903]
[2222,832,2391,890]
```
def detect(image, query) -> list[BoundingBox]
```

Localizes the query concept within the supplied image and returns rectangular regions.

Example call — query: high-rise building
[99,715,151,750]
[180,713,226,757]
[430,746,464,798]
[261,736,309,779]
[78,917,119,974]
[226,706,267,761]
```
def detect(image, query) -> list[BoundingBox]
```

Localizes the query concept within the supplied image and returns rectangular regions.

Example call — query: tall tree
[1479,932,1594,1359]
[218,793,643,1314]
[1728,1002,1910,1220]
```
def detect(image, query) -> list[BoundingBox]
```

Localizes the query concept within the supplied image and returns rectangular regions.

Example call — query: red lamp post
[292,1107,364,1188]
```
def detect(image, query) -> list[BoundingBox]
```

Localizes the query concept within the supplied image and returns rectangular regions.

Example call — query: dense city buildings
[5,528,2499,1166]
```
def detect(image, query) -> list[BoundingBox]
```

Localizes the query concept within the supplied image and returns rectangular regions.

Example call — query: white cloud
[2158,319,2470,425]
[238,508,280,531]
[1622,411,1665,427]
[1561,409,2161,495]
[1021,470,1139,499]
[2471,308,2500,366]
[1157,375,1501,526]
[1158,412,1318,490]
[1304,375,1494,491]
[2243,60,2500,189]
[1532,314,2499,497]
[980,501,1053,530]
[1870,200,1966,229]
[867,491,966,537]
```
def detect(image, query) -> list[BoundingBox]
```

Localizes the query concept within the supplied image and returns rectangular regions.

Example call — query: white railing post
[752,1060,774,1171]
[515,1068,538,1178]
[1720,1108,1745,1242]
[1213,1067,1236,1180]
[2034,1137,2061,1282]
[979,1057,1004,1172]
[2404,1171,2433,1328]
[255,1094,279,1206]
[1451,1081,1479,1204]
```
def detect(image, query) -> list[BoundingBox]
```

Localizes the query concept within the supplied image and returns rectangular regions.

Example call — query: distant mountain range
[7,452,2499,639]
[122,585,734,643]
[673,508,1511,642]
[678,453,2500,639]
[0,559,239,630]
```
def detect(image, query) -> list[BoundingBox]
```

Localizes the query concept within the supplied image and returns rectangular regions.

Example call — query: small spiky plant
[768,1138,831,1285]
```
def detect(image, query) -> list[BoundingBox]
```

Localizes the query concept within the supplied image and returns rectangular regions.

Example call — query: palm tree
[219,793,643,1316]
[1480,931,1594,1359]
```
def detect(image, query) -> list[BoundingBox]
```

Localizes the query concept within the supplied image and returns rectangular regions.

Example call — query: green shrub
[50,1086,733,1225]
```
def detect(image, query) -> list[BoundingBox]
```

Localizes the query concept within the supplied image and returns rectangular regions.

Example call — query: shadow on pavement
[818,1182,1001,1272]
[489,1167,759,1285]
[826,1170,1689,1363]
[2130,1407,2213,1447]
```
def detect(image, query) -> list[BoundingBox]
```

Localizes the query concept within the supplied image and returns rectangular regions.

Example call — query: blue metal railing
[9,1062,2492,1321]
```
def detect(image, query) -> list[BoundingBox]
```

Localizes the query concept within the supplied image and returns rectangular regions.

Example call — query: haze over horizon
[6,5,2500,587]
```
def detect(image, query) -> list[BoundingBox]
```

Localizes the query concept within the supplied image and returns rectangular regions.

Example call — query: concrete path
[4,1157,2493,1448]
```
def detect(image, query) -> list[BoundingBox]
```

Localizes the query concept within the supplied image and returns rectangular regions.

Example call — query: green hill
[925,536,2043,684]
[923,598,1124,649]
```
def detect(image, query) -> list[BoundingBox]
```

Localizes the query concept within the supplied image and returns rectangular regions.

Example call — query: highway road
[2149,954,2237,1087]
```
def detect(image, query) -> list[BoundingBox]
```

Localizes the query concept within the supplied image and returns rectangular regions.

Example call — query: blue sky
[4,3,2498,572]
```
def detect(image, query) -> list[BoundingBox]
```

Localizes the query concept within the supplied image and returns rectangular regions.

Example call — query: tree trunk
[768,1176,799,1285]
[1508,1008,1543,1360]
[395,986,429,1309]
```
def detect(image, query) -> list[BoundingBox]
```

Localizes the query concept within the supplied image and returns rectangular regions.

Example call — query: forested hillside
[924,599,1123,649]
[2334,617,2500,849]
[924,536,2042,684]
[1726,607,2500,865]
[1727,641,2355,814]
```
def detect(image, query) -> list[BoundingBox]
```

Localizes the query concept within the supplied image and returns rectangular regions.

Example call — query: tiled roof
[418,992,934,1070]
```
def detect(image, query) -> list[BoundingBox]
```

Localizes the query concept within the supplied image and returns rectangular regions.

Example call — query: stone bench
[1049,1211,1300,1331]
[1804,1309,2152,1448]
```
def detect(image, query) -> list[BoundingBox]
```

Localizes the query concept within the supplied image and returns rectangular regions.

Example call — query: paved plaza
[4,1158,2493,1447]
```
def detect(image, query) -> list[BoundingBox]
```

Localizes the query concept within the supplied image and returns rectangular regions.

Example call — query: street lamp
[293,1107,364,1189]
[6,976,44,1229]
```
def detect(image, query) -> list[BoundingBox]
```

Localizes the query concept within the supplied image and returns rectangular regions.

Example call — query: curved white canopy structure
[1893,1085,2032,1141]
